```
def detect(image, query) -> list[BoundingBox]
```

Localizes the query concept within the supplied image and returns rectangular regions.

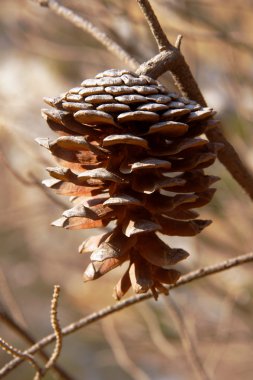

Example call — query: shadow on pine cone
[37,69,221,300]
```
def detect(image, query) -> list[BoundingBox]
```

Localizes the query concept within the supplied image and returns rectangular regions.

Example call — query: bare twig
[33,285,63,380]
[0,337,42,379]
[102,318,150,380]
[1,251,252,378]
[44,285,62,371]
[166,298,211,380]
[35,0,139,70]
[136,0,172,51]
[135,0,253,200]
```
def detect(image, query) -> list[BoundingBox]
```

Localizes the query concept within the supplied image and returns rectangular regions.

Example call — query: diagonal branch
[1,251,253,378]
[0,337,42,379]
[136,0,172,51]
[35,0,139,70]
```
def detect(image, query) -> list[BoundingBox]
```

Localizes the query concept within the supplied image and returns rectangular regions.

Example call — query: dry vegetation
[0,1,253,379]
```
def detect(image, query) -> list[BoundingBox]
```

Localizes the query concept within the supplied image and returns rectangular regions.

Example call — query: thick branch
[1,252,253,378]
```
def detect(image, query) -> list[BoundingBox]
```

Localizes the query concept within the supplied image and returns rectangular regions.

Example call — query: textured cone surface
[40,69,220,299]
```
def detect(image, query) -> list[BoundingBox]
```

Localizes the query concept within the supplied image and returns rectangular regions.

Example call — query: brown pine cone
[37,69,221,300]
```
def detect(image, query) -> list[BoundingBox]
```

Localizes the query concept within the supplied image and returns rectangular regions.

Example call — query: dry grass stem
[167,298,211,380]
[1,251,252,378]
[102,318,150,380]
[138,303,177,358]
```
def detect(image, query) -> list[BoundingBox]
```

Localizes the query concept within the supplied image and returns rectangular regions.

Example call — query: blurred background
[0,0,253,379]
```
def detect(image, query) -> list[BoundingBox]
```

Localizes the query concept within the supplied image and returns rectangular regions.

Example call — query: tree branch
[1,251,253,378]
[135,0,253,200]
[35,0,139,70]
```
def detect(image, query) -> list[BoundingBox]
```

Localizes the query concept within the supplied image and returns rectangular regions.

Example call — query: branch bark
[1,251,253,378]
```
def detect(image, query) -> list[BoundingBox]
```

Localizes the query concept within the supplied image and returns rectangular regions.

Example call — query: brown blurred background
[0,1,253,379]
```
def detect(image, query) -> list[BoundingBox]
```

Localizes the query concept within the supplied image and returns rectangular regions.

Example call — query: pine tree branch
[135,0,253,200]
[1,251,253,378]
[35,0,139,70]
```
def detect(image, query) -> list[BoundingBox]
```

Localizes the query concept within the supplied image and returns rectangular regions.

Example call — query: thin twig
[135,0,253,200]
[45,285,62,371]
[136,0,172,51]
[0,337,42,379]
[102,318,150,380]
[0,269,26,327]
[34,285,63,380]
[35,0,139,70]
[166,298,211,380]
[1,251,252,378]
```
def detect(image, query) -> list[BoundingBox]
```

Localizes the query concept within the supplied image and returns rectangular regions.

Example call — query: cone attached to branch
[38,69,220,299]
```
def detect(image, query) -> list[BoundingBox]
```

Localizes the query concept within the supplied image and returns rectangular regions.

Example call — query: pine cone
[38,69,221,300]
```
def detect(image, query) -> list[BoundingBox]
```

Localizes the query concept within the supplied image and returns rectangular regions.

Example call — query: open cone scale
[38,69,220,300]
